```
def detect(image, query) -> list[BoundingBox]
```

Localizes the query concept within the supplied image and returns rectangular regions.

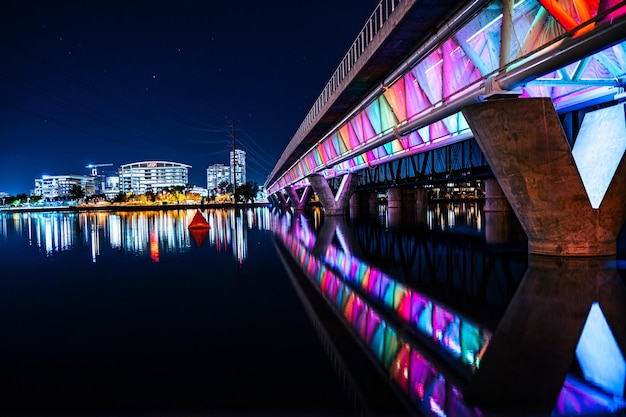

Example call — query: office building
[119,161,190,194]
[33,175,96,199]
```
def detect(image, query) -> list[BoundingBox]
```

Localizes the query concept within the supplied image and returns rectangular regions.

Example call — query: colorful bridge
[265,0,626,257]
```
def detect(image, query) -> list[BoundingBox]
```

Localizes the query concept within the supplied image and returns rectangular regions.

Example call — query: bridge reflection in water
[271,204,626,417]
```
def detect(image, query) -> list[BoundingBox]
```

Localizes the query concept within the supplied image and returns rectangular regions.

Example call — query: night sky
[1,0,380,195]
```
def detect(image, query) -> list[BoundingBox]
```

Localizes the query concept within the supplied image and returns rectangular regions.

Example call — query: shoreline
[0,202,271,214]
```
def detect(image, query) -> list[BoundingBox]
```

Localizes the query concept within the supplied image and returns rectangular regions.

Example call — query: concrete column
[484,179,510,212]
[349,191,369,216]
[307,173,360,216]
[388,187,417,228]
[484,179,517,245]
[415,188,428,226]
[462,98,626,256]
[284,185,311,211]
[368,193,379,215]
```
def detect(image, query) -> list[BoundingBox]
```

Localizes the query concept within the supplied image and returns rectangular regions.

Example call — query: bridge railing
[293,0,402,145]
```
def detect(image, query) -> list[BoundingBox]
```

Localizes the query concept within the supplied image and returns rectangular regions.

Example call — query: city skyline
[1,0,380,195]
[6,147,249,197]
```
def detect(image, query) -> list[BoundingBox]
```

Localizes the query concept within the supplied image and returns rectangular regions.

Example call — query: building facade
[33,175,96,199]
[119,161,190,194]
[206,163,231,192]
[230,149,246,187]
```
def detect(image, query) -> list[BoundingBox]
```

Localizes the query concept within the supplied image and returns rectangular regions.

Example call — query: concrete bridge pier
[349,191,379,218]
[284,185,312,211]
[415,188,428,227]
[368,192,379,215]
[484,179,519,245]
[307,173,360,216]
[387,187,428,228]
[462,98,626,256]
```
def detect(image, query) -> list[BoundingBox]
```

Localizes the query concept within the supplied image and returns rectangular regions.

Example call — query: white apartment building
[206,163,231,192]
[119,161,190,194]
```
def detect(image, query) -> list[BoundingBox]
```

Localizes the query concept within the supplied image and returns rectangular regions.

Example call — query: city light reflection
[426,202,483,233]
[0,208,271,263]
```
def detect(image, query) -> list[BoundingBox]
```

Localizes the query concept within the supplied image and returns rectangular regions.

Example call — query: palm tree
[237,181,260,203]
[69,184,85,200]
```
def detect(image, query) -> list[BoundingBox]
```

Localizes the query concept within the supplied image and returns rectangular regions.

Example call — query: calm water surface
[0,208,357,415]
[0,204,625,417]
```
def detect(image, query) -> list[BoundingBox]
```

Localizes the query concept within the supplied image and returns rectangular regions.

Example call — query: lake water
[0,205,625,417]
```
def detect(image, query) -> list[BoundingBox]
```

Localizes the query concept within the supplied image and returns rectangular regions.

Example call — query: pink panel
[430,120,450,141]
[405,72,432,121]
[350,113,365,144]
[442,37,482,101]
[347,120,361,148]
[442,38,455,99]
[353,296,368,338]
[599,0,626,23]
[365,309,382,344]
[409,350,437,404]
[432,305,455,343]
[406,131,424,148]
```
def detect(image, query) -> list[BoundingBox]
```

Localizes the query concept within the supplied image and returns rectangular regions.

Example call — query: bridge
[264,0,626,257]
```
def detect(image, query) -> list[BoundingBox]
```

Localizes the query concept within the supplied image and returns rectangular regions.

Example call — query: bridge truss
[353,137,491,190]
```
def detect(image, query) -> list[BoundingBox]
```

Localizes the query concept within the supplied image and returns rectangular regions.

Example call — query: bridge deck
[268,0,472,188]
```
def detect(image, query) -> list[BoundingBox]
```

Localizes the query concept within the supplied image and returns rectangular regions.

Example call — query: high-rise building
[230,149,246,187]
[119,161,190,194]
[206,163,231,192]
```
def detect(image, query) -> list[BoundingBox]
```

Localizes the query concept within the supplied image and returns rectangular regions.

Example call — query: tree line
[1,181,261,206]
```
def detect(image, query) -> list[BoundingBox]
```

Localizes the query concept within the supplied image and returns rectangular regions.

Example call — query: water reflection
[272,205,626,417]
[0,208,271,264]
[465,255,626,415]
[426,201,483,233]
[272,210,488,417]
